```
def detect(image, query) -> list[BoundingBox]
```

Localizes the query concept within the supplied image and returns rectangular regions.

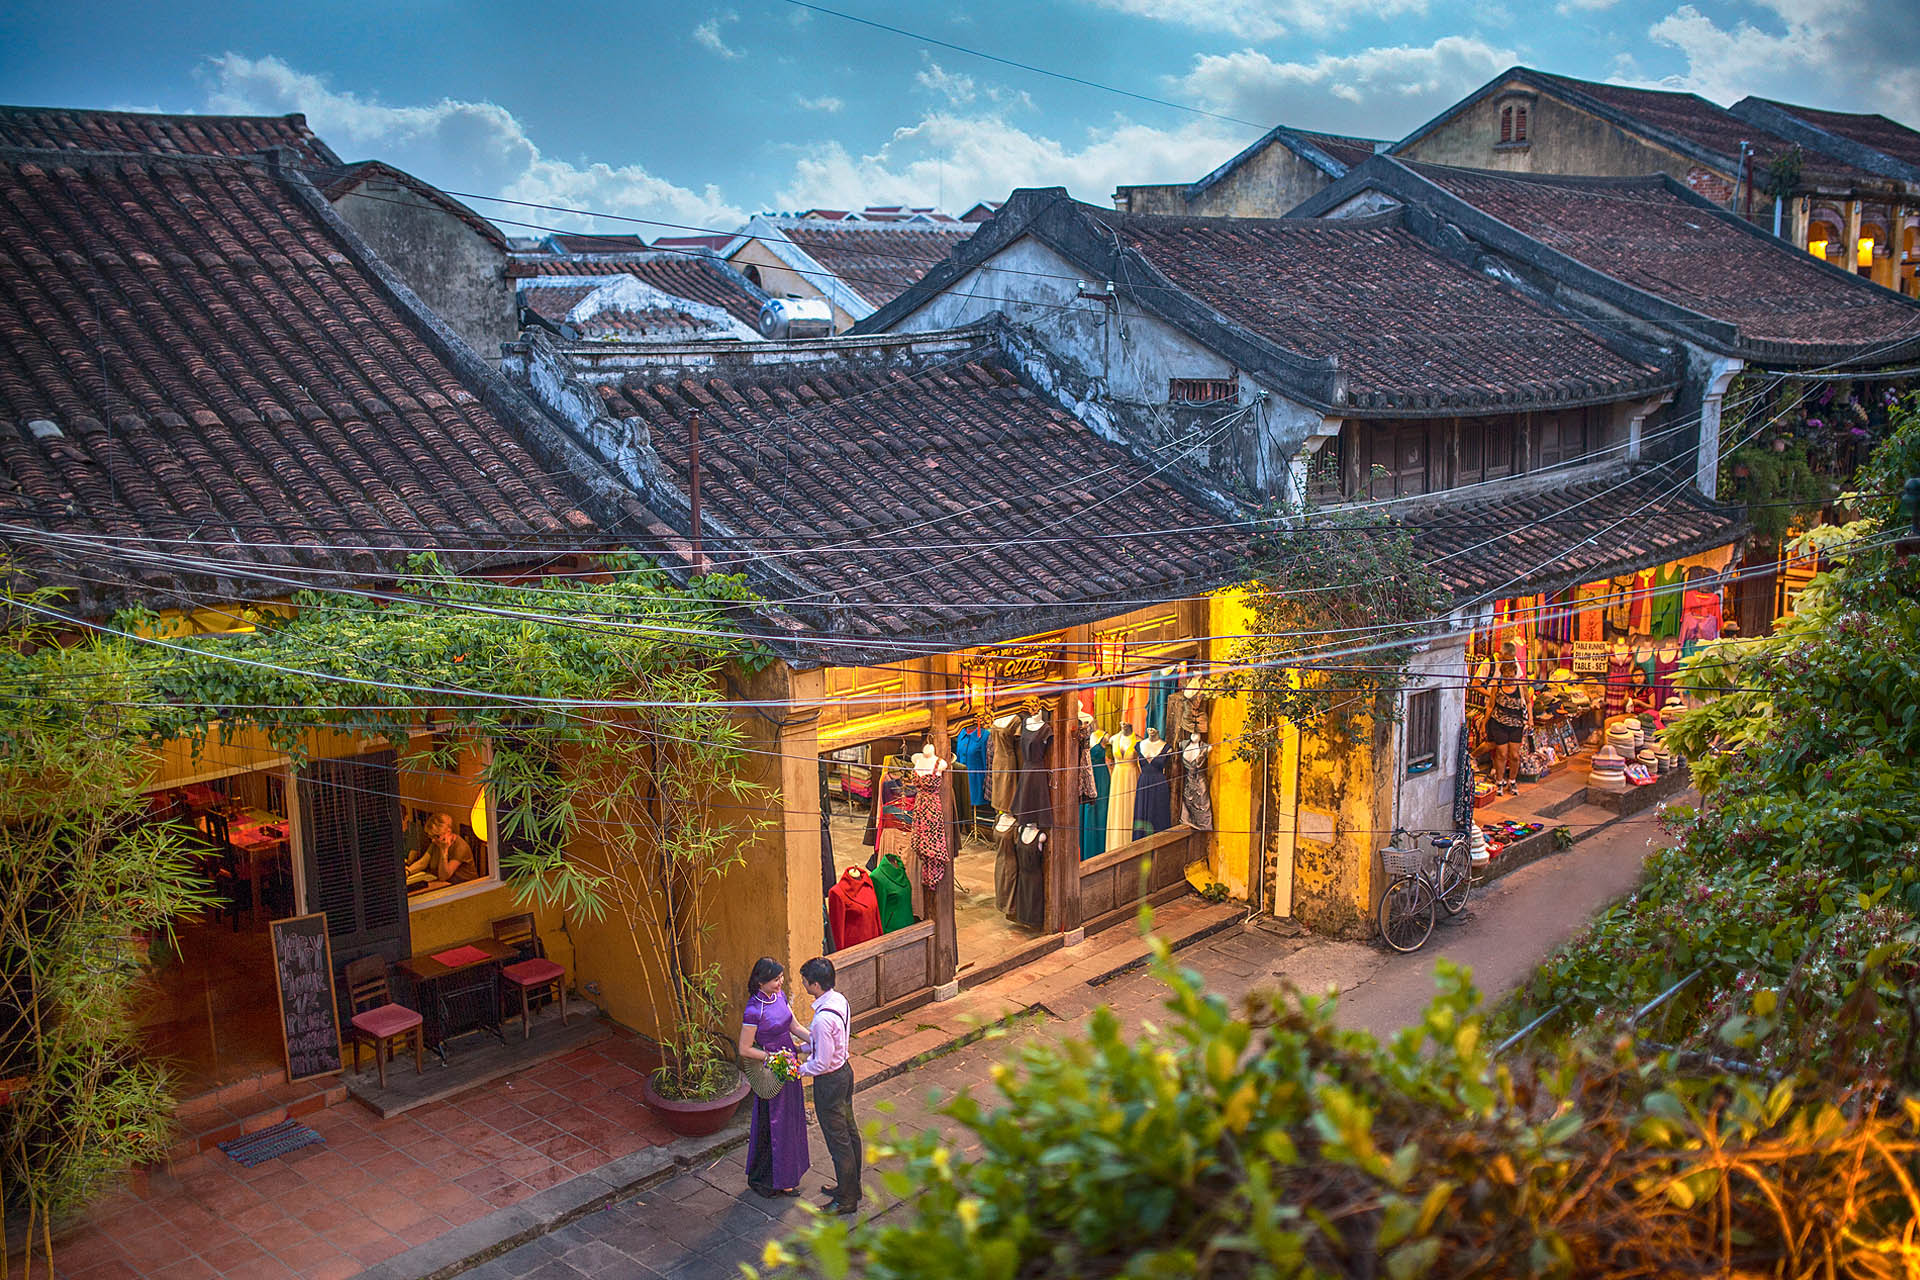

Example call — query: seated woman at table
[406,813,476,889]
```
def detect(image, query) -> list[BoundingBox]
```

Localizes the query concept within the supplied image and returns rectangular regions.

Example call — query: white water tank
[756,296,834,339]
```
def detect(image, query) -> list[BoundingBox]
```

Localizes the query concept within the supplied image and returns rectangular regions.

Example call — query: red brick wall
[1685,166,1735,205]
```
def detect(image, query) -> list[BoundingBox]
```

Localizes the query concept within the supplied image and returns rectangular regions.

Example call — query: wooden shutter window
[1515,106,1528,142]
[1406,690,1439,772]
[1500,106,1513,144]
[299,749,410,972]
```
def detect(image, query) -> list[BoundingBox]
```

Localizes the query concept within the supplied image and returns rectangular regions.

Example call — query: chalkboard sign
[270,914,344,1082]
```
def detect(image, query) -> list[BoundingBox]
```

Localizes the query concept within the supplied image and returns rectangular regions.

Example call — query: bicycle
[1376,831,1475,953]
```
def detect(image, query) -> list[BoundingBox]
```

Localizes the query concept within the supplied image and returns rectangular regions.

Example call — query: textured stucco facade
[330,179,516,365]
[1115,144,1341,219]
[1398,86,1708,190]
[882,235,1324,501]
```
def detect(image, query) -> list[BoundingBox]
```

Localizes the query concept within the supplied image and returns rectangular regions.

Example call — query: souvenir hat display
[1655,744,1675,774]
[1587,744,1628,793]
[1467,823,1489,867]
[1605,721,1638,755]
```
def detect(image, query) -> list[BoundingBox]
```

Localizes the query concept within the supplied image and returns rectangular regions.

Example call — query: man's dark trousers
[812,1062,861,1206]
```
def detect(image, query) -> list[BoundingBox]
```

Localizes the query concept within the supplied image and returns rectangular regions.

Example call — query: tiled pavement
[50,1038,678,1280]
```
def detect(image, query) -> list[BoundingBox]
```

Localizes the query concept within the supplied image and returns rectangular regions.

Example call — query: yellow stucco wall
[1290,711,1392,936]
[1207,590,1256,900]
[1400,86,1705,187]
[560,663,799,1043]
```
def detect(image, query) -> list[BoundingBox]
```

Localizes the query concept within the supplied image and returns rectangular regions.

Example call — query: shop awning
[1409,469,1749,603]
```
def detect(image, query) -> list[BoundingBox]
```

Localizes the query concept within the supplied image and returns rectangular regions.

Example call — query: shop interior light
[470,790,489,843]
[1857,237,1875,267]
[1808,239,1829,260]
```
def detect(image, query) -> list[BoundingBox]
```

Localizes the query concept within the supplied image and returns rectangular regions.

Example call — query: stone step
[168,1074,347,1162]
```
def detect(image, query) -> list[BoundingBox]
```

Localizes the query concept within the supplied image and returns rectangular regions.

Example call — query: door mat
[217,1119,324,1168]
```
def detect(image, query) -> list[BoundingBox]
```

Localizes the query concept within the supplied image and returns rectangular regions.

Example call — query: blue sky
[2,0,1913,237]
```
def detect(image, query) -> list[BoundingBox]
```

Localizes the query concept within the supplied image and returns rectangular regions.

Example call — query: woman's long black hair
[747,956,784,1002]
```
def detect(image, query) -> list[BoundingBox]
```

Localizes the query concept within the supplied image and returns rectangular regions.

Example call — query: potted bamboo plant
[499,659,768,1137]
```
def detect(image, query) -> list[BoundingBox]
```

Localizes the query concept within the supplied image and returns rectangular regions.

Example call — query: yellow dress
[1104,736,1140,854]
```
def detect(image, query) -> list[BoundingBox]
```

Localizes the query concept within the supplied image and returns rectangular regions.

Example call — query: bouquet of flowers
[768,1049,801,1085]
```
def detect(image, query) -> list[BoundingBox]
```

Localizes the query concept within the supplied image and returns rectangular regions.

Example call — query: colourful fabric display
[1650,564,1685,638]
[1080,739,1109,859]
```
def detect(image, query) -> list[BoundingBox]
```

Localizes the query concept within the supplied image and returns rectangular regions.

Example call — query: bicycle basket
[1380,846,1425,879]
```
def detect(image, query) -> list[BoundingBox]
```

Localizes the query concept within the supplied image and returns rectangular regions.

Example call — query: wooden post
[925,656,958,987]
[1790,195,1810,251]
[1046,631,1085,934]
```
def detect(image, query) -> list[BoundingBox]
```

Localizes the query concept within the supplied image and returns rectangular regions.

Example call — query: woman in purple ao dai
[737,957,810,1197]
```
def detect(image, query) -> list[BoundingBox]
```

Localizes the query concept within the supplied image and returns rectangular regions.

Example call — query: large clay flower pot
[640,1068,749,1137]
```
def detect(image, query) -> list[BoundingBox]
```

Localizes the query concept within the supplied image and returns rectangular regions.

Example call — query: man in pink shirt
[798,956,861,1215]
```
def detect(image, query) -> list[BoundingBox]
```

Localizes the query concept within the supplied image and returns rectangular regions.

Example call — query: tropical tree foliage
[761,943,1920,1280]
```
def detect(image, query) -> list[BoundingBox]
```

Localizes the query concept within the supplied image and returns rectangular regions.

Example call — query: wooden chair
[492,913,567,1040]
[344,956,424,1088]
[204,816,256,932]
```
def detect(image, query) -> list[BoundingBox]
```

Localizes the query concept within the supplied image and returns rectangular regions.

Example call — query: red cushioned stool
[492,913,567,1040]
[344,956,424,1088]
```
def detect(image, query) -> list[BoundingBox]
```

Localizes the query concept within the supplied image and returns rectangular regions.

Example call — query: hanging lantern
[470,789,489,843]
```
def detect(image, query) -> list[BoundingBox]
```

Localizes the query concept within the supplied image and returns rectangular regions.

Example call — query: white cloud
[693,13,743,60]
[777,110,1247,212]
[1554,0,1618,12]
[1174,36,1516,134]
[1640,0,1920,120]
[916,63,977,107]
[1079,0,1427,41]
[196,54,744,236]
[798,94,844,113]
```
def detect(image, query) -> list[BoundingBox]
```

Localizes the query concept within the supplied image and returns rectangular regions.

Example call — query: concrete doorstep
[355,898,1245,1280]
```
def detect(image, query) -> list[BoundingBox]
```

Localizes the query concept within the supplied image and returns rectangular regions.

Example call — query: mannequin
[1104,726,1139,854]
[1010,823,1046,929]
[1014,708,1053,825]
[1180,732,1212,831]
[992,812,1017,912]
[908,743,951,900]
[989,711,1021,817]
[1132,727,1173,839]
[1653,639,1682,704]
[1081,719,1110,860]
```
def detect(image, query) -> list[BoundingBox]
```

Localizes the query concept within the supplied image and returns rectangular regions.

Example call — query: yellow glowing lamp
[1808,239,1828,261]
[1857,237,1875,267]
[470,790,489,843]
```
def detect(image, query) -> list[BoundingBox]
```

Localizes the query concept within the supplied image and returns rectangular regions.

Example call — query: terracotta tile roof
[0,104,342,169]
[1524,72,1879,189]
[0,149,601,605]
[587,350,1245,646]
[519,282,600,320]
[650,233,734,252]
[506,251,765,323]
[1404,163,1920,354]
[1739,99,1920,172]
[1091,205,1673,411]
[549,232,650,253]
[775,224,975,308]
[1410,469,1746,600]
[1297,131,1385,170]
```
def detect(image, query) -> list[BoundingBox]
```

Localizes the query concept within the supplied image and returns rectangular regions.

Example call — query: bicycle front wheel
[1378,874,1436,952]
[1434,843,1471,917]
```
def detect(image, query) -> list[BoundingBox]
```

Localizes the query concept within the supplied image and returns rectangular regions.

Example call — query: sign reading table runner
[432,944,491,968]
[269,914,343,1082]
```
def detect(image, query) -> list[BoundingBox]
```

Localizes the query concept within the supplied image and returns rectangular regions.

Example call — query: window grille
[1405,690,1439,773]
[1169,378,1237,404]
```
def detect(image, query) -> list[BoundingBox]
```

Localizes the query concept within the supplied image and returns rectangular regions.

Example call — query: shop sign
[1570,640,1611,675]
[962,642,1061,682]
